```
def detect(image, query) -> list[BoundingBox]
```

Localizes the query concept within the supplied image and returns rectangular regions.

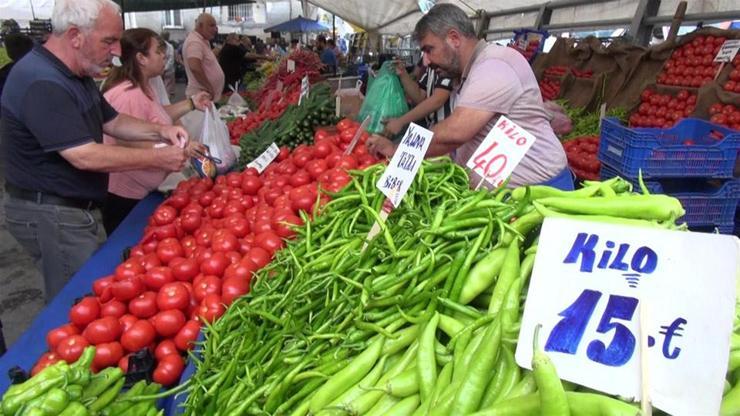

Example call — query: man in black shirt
[218,33,246,92]
[0,33,34,110]
[1,0,190,302]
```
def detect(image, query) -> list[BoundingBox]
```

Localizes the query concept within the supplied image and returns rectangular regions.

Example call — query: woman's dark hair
[102,28,161,98]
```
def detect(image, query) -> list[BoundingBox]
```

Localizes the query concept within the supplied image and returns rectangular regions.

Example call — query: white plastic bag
[226,82,247,107]
[200,104,236,174]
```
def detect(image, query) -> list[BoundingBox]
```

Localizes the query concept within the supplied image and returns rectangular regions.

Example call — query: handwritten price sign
[376,123,433,207]
[714,39,740,63]
[516,218,739,416]
[299,76,310,105]
[246,143,280,173]
[466,116,536,187]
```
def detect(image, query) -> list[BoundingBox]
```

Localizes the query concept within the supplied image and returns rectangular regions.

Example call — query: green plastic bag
[358,61,409,134]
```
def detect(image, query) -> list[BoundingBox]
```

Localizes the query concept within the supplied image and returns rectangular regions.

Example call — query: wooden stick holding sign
[640,300,653,416]
[466,116,537,189]
[362,123,434,251]
[344,115,372,156]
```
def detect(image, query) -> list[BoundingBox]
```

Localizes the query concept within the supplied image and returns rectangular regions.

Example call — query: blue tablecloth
[0,193,164,394]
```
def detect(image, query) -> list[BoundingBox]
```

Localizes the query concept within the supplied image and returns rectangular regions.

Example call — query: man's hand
[159,125,189,147]
[393,59,406,76]
[191,91,213,111]
[366,134,397,159]
[383,118,405,136]
[185,140,207,158]
[155,145,189,172]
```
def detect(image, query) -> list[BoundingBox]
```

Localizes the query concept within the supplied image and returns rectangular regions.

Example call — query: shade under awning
[113,0,254,13]
[264,16,330,33]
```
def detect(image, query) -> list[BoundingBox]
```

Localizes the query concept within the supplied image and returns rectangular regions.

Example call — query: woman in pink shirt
[102,28,211,235]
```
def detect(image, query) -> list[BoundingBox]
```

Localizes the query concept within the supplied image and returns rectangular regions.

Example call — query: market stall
[1,4,739,416]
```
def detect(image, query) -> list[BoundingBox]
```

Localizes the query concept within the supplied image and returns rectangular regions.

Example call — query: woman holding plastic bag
[101,28,211,234]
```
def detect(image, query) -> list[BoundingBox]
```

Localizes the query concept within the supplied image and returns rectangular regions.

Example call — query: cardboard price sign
[298,76,310,105]
[246,143,280,173]
[287,59,296,73]
[516,218,739,416]
[376,123,433,207]
[466,116,536,187]
[714,39,740,63]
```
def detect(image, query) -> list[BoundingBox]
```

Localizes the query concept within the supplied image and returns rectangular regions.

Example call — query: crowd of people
[0,0,569,304]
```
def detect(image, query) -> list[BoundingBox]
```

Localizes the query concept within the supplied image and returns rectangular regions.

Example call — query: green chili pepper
[385,394,419,416]
[488,241,520,314]
[81,367,123,403]
[459,247,507,305]
[450,317,502,414]
[536,194,684,221]
[65,385,83,403]
[532,324,570,415]
[88,376,125,412]
[2,362,69,415]
[58,401,89,416]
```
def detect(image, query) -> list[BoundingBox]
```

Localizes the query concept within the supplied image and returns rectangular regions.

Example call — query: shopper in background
[0,33,34,114]
[218,33,246,92]
[383,56,453,135]
[101,28,210,235]
[183,13,224,102]
[367,4,570,190]
[0,0,190,302]
[317,35,337,74]
[160,30,176,99]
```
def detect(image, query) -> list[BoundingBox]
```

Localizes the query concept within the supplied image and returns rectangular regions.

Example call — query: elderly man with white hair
[183,13,224,101]
[0,0,191,302]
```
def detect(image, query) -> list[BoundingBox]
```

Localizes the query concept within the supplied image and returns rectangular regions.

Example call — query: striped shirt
[417,67,454,127]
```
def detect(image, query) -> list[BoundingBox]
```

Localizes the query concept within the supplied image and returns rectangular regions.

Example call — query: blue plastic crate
[512,29,548,62]
[601,164,740,234]
[598,117,740,179]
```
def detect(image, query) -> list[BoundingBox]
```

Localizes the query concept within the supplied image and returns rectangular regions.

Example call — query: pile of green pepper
[174,158,708,415]
[1,347,162,416]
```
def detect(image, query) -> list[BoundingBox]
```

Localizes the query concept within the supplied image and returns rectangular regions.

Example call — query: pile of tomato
[708,103,740,130]
[628,88,697,129]
[227,88,300,144]
[563,135,601,181]
[33,119,381,386]
[723,55,740,94]
[657,35,726,88]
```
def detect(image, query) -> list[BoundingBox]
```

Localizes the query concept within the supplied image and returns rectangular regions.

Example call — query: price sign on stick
[246,143,280,173]
[466,116,536,188]
[714,39,740,63]
[298,76,310,105]
[287,59,296,73]
[516,218,739,416]
[376,123,433,208]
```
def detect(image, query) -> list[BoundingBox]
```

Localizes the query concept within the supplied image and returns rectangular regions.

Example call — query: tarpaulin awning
[113,0,254,13]
[263,15,330,33]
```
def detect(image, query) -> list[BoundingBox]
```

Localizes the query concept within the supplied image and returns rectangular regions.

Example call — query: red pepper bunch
[227,88,301,144]
[657,35,725,88]
[539,78,562,101]
[33,119,381,387]
[628,88,697,129]
[564,135,601,181]
[250,50,324,103]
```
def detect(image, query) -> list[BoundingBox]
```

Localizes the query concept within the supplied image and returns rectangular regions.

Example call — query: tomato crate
[601,164,740,234]
[598,117,740,179]
[511,29,548,62]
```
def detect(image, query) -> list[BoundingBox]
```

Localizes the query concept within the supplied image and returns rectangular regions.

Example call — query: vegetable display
[708,102,740,130]
[176,158,691,415]
[558,102,627,140]
[539,78,562,101]
[628,88,697,129]
[657,35,725,88]
[227,88,299,145]
[722,55,740,93]
[2,346,162,416]
[237,83,337,166]
[563,135,601,181]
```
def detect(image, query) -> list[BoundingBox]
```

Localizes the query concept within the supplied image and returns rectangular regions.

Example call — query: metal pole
[29,0,36,20]
[333,14,336,40]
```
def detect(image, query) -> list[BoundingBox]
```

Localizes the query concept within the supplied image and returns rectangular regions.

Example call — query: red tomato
[221,276,250,306]
[170,257,199,282]
[193,275,222,302]
[157,282,191,311]
[152,309,187,338]
[69,297,100,328]
[200,251,229,276]
[154,340,179,361]
[56,335,90,363]
[112,276,144,303]
[119,314,138,333]
[254,231,283,255]
[241,176,263,195]
[99,300,127,319]
[273,215,303,238]
[120,320,156,353]
[156,238,184,265]
[289,170,312,187]
[128,291,158,319]
[313,140,334,158]
[174,320,201,351]
[165,193,189,210]
[211,229,239,253]
[246,247,271,269]
[32,352,61,376]
[153,205,177,226]
[305,159,328,180]
[197,294,226,323]
[223,214,250,238]
[153,353,185,386]
[143,266,175,290]
[180,212,202,234]
[337,118,354,131]
[92,341,124,370]
[46,323,80,351]
[277,146,290,162]
[114,260,145,281]
[292,152,312,168]
[92,275,115,300]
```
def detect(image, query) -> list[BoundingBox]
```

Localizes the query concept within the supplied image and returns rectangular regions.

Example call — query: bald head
[195,13,217,40]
